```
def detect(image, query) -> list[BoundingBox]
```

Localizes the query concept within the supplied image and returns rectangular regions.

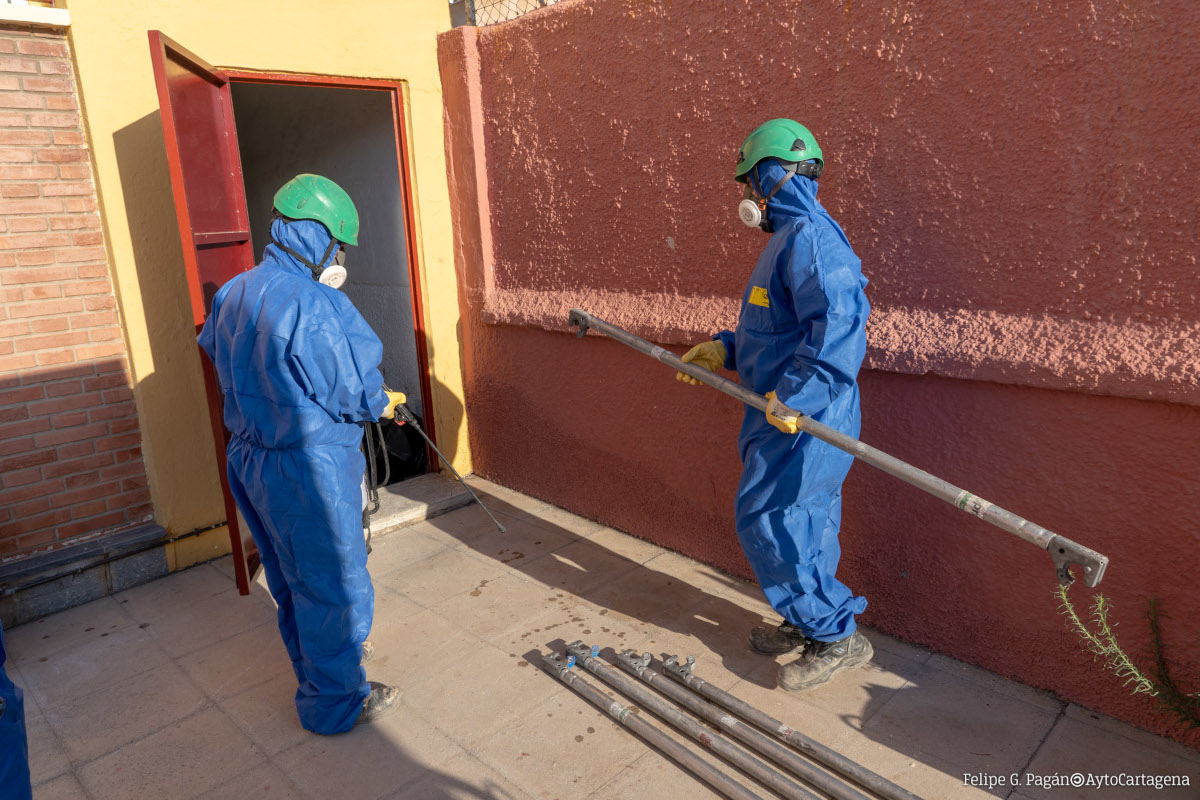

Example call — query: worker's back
[198,220,384,451]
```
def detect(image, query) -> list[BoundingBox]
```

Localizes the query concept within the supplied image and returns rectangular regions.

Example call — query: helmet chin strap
[270,215,340,282]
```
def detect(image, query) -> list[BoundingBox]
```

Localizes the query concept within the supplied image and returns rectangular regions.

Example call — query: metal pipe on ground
[565,642,819,800]
[659,653,924,800]
[566,308,1108,589]
[615,650,890,800]
[539,652,765,800]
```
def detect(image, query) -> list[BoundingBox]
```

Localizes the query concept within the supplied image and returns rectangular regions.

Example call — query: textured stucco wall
[440,0,1200,743]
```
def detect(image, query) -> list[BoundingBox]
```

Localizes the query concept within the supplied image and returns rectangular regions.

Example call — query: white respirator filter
[319,265,347,289]
[738,198,764,228]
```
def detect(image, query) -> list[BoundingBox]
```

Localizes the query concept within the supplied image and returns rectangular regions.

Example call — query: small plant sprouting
[1057,585,1200,730]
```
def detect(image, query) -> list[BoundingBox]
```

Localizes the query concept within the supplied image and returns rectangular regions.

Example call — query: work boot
[355,681,401,725]
[748,620,809,656]
[777,631,873,692]
[361,641,376,665]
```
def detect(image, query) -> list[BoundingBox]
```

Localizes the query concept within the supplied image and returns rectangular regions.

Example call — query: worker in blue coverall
[199,175,407,733]
[0,624,33,800]
[676,120,873,691]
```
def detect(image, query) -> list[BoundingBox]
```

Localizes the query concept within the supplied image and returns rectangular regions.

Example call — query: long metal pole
[660,653,925,800]
[614,649,903,800]
[564,642,820,800]
[567,308,1108,588]
[539,652,765,800]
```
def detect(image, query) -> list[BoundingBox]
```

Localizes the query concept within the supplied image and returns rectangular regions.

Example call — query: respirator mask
[736,159,822,234]
[270,214,348,289]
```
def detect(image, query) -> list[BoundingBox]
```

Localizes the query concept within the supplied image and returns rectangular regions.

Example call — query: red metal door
[148,31,259,595]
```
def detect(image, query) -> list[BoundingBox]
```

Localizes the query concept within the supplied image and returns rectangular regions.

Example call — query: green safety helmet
[734,119,823,183]
[273,174,360,246]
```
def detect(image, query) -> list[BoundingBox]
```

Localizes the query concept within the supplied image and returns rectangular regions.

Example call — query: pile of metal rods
[539,641,924,800]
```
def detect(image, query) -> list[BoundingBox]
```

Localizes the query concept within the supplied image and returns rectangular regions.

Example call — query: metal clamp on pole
[567,308,1110,588]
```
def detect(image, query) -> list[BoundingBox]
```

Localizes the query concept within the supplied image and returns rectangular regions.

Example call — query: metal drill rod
[567,308,1108,588]
[392,403,505,534]
[661,654,923,800]
[615,650,892,800]
[539,652,765,800]
[565,642,819,800]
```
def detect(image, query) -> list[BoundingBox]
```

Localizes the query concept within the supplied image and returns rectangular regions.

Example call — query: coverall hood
[750,160,851,247]
[264,216,340,277]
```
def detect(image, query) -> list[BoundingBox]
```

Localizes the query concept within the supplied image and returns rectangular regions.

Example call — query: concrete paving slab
[363,525,449,579]
[618,592,776,692]
[17,623,169,711]
[462,476,552,520]
[519,504,604,538]
[390,752,535,800]
[512,535,644,593]
[6,596,133,667]
[584,560,714,629]
[275,705,463,800]
[461,514,578,569]
[413,503,521,550]
[404,637,562,749]
[588,749,727,799]
[585,525,670,564]
[860,658,1063,779]
[363,607,479,693]
[218,671,309,757]
[195,762,306,800]
[26,702,71,788]
[432,571,569,646]
[139,585,279,659]
[31,773,89,800]
[42,660,207,765]
[645,550,754,601]
[77,707,264,800]
[381,546,509,608]
[114,563,232,624]
[1019,703,1200,799]
[491,594,657,662]
[471,676,645,800]
[176,622,293,700]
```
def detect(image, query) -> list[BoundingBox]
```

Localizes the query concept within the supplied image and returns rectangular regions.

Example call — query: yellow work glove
[675,340,727,385]
[764,391,802,435]
[382,390,407,420]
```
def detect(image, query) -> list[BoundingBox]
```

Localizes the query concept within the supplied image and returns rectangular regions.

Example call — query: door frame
[222,69,439,463]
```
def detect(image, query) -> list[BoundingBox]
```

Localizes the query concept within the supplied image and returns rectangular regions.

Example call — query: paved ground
[8,477,1199,799]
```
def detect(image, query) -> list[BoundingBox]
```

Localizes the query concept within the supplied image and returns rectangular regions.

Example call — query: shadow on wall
[110,111,223,535]
[0,357,149,560]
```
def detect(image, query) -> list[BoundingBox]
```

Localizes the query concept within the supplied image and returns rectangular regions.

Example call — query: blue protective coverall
[715,161,871,643]
[0,625,33,800]
[198,217,387,734]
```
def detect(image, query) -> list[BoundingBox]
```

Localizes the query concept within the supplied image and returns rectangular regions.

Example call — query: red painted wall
[439,1,1200,744]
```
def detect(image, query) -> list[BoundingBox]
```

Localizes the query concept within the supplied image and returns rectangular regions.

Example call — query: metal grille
[465,0,559,26]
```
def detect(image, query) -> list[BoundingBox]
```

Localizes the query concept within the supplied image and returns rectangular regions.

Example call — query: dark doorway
[229,81,426,421]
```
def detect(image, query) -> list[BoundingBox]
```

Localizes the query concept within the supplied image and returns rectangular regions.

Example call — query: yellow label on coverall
[749,287,770,308]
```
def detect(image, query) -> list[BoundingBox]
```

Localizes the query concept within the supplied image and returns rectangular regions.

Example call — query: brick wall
[0,24,150,562]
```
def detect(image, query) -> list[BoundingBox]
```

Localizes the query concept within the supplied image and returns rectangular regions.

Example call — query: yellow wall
[67,1,471,568]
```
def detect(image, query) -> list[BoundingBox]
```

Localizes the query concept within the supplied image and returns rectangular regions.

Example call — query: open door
[148,31,259,595]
